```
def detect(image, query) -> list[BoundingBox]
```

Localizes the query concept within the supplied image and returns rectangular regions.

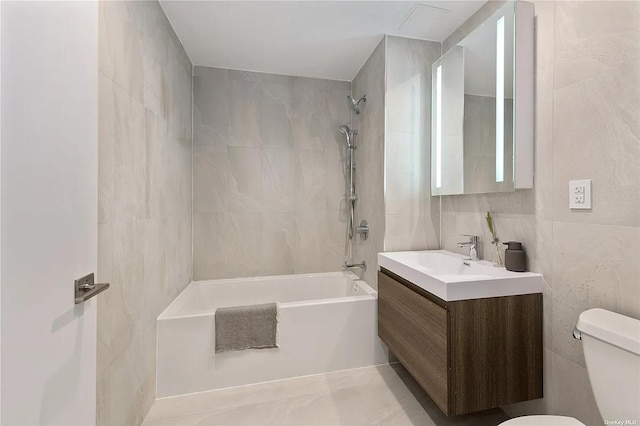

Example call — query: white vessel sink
[378,250,543,301]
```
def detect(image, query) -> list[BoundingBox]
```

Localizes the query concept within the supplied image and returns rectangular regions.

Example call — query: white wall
[1,2,98,424]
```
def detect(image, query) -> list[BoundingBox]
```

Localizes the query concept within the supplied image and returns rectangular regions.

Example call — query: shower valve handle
[356,220,369,240]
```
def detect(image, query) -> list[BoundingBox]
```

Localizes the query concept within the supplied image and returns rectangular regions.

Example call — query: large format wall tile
[534,0,555,96]
[193,143,228,214]
[98,73,146,225]
[228,146,265,213]
[97,338,146,426]
[554,1,640,90]
[194,67,230,147]
[229,76,263,146]
[384,214,438,252]
[352,38,385,288]
[552,222,640,368]
[535,91,554,221]
[294,212,328,273]
[292,78,350,150]
[140,1,172,122]
[99,1,144,102]
[98,1,193,425]
[194,212,265,280]
[193,66,351,279]
[145,109,192,220]
[262,213,296,276]
[193,213,229,279]
[97,221,145,371]
[552,57,640,227]
[384,131,428,217]
[139,0,192,141]
[385,37,440,134]
[258,79,295,148]
[263,148,296,212]
[295,149,326,214]
[97,220,146,426]
[441,190,536,215]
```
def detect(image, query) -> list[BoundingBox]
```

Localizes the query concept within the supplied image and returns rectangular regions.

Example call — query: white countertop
[378,250,543,302]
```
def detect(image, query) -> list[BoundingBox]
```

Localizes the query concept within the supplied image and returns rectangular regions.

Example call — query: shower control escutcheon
[356,220,369,240]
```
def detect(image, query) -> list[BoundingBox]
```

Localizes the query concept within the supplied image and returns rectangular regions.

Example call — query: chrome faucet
[457,235,479,261]
[343,261,367,272]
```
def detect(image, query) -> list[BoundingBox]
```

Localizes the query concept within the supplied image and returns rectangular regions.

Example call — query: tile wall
[384,36,442,252]
[351,39,386,287]
[97,1,193,424]
[351,35,443,288]
[192,67,351,279]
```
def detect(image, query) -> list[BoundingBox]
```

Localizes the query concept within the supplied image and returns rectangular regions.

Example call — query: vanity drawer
[377,271,449,414]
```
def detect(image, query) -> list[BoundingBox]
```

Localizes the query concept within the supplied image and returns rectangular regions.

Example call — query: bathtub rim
[158,271,377,321]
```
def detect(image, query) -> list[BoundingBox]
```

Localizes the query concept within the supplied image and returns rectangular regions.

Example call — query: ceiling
[160,1,487,81]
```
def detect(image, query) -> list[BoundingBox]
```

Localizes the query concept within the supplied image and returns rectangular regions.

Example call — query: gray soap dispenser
[503,241,527,272]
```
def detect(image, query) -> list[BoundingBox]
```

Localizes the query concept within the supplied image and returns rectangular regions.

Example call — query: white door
[1,2,100,425]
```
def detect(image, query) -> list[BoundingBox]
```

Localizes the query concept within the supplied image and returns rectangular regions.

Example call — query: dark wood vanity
[378,268,543,416]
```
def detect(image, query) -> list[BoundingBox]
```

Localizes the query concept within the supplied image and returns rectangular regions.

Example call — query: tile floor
[142,364,510,425]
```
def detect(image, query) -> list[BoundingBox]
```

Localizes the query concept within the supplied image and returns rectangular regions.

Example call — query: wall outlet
[569,179,592,209]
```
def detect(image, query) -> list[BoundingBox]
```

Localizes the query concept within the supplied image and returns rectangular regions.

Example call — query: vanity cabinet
[378,268,543,416]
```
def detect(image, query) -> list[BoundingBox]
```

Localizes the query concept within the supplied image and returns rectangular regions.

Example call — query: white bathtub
[156,271,388,398]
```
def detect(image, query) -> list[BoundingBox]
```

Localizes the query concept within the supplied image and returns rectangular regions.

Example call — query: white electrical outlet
[569,179,592,209]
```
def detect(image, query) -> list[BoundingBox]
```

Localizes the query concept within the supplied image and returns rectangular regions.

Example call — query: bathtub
[156,271,388,398]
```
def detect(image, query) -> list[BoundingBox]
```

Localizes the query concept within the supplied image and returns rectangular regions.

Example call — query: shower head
[347,95,366,115]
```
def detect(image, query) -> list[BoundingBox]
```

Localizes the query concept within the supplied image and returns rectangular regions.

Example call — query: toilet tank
[576,308,640,423]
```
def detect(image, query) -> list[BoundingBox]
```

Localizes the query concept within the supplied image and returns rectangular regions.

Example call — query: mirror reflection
[431,2,517,196]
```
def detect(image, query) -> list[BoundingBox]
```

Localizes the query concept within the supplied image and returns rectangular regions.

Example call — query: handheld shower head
[339,124,357,148]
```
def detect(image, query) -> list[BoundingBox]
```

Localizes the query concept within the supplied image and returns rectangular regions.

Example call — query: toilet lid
[500,416,586,426]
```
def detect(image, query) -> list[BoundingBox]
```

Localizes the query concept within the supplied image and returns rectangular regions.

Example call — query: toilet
[501,308,640,426]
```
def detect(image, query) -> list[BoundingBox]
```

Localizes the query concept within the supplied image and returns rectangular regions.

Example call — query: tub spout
[343,261,367,272]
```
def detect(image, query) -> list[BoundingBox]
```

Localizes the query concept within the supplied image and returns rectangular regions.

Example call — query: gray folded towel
[215,303,279,353]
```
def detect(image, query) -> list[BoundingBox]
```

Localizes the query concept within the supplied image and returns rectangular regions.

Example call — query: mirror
[431,1,534,196]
